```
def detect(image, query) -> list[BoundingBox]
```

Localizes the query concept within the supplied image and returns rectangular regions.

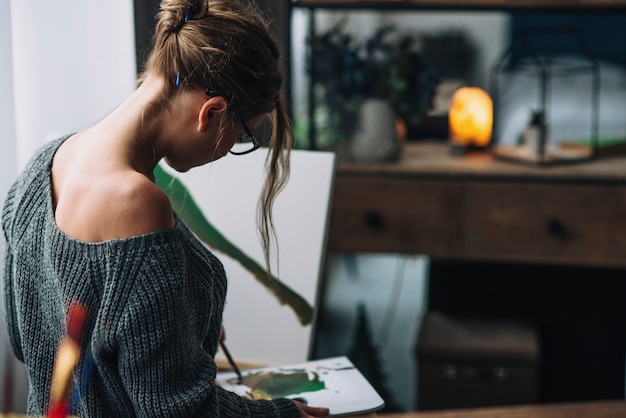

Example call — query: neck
[84,74,169,179]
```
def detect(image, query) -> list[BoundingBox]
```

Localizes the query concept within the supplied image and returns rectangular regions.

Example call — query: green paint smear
[231,371,326,400]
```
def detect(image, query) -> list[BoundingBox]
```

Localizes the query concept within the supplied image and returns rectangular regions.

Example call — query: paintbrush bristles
[67,302,88,343]
[47,302,89,418]
[49,339,80,403]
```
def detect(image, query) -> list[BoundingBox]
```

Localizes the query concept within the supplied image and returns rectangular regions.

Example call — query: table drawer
[327,177,463,256]
[464,182,626,267]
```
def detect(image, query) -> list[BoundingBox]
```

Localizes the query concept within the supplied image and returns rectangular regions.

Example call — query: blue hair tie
[184,11,190,22]
[175,73,181,87]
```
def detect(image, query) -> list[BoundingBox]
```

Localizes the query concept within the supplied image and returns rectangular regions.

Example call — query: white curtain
[1,0,136,412]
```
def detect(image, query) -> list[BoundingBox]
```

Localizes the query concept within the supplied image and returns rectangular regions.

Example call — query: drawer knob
[363,210,384,230]
[546,218,567,238]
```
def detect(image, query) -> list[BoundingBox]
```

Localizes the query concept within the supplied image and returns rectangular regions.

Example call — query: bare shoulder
[109,171,175,235]
[55,170,175,242]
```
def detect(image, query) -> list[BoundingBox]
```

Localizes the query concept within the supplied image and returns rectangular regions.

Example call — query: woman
[2,0,329,416]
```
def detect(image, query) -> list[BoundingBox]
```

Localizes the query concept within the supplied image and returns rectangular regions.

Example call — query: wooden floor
[374,400,626,418]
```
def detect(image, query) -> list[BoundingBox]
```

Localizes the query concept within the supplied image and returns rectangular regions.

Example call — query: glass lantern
[490,28,599,165]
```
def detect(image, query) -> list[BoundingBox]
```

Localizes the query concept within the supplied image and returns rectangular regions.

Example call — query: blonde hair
[140,0,292,276]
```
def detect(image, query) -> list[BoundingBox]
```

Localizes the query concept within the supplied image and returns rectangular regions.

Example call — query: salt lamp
[448,87,493,148]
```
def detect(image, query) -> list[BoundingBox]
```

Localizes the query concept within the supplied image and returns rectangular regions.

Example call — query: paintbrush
[47,302,88,418]
[219,341,242,384]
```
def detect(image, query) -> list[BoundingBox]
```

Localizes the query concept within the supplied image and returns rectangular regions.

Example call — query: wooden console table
[327,141,626,268]
[325,141,626,404]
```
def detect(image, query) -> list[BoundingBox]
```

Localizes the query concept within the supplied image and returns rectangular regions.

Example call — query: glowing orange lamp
[448,87,493,150]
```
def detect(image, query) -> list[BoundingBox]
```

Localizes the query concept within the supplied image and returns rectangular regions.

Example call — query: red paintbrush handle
[47,400,68,418]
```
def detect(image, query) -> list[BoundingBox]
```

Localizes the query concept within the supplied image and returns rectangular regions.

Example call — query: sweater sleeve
[110,237,301,418]
[2,239,24,363]
[2,184,24,363]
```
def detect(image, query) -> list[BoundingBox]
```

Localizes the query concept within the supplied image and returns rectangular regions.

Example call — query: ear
[197,96,229,132]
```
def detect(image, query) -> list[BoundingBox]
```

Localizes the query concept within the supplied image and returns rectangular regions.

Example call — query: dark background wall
[510,13,626,66]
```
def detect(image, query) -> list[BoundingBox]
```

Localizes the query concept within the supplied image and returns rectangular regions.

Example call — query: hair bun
[161,0,208,31]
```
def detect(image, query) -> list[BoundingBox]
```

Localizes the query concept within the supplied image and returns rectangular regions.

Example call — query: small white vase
[349,98,400,163]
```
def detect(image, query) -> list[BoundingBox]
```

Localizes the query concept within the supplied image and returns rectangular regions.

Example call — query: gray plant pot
[349,98,401,163]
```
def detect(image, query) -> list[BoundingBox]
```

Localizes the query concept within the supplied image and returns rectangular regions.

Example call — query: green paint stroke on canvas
[153,164,313,326]
[232,370,326,400]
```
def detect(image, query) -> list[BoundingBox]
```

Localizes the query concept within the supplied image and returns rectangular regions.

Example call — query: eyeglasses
[229,118,261,156]
[203,87,263,156]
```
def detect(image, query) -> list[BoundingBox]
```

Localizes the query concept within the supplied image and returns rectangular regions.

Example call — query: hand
[219,326,225,344]
[293,400,329,417]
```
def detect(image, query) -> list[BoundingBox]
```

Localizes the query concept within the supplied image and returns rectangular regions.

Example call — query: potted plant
[308,21,439,161]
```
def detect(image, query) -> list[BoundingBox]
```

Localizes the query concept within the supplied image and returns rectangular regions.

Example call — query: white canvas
[160,148,336,366]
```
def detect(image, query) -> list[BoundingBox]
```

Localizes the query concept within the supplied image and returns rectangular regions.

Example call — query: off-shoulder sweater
[2,136,300,417]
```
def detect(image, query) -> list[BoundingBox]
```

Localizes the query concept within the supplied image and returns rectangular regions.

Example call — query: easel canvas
[159,148,336,366]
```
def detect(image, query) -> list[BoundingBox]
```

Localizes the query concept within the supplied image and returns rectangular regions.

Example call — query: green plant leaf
[154,164,313,326]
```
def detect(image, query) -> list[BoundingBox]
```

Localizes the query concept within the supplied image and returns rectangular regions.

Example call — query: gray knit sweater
[2,137,300,417]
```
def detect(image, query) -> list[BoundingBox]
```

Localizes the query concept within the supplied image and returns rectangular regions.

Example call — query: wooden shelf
[293,0,626,11]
